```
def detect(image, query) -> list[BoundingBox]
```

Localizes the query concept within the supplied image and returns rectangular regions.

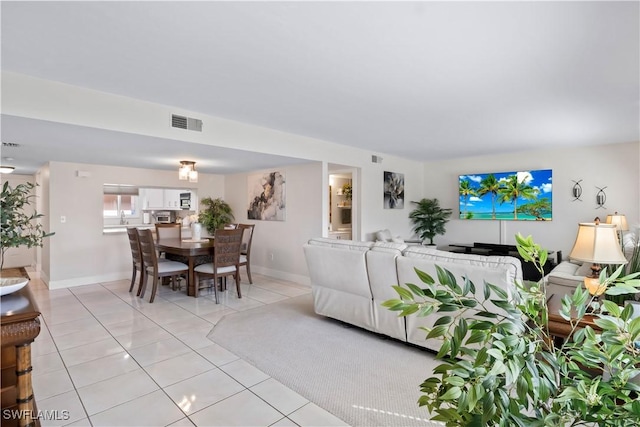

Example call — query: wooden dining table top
[155,238,214,256]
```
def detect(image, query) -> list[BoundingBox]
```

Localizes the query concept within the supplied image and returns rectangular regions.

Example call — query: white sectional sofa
[303,238,523,352]
[545,260,593,297]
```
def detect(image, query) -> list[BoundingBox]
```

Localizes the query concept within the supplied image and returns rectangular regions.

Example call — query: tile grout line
[32,276,313,426]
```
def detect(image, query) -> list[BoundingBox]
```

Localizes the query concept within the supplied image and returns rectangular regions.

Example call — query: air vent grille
[172,114,202,132]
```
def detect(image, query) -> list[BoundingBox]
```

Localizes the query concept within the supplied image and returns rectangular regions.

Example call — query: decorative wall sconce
[595,186,607,209]
[571,179,582,201]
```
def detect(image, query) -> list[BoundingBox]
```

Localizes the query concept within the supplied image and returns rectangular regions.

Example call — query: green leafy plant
[341,183,352,201]
[383,233,640,426]
[1,181,54,269]
[408,198,452,245]
[626,228,640,278]
[198,197,234,234]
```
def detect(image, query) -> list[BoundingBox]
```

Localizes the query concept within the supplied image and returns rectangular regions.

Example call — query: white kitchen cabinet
[164,189,182,209]
[141,188,184,210]
[143,188,165,210]
[328,230,352,240]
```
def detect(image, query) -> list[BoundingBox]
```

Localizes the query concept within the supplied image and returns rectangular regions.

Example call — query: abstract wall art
[247,171,286,221]
[384,171,404,209]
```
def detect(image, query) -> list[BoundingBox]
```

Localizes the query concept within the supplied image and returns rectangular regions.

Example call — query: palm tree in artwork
[459,180,477,218]
[477,174,501,219]
[517,198,551,220]
[498,174,539,220]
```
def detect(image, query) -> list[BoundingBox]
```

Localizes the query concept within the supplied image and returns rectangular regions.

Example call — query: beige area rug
[208,294,443,427]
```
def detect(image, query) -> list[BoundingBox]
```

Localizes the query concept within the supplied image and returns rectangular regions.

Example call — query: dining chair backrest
[127,227,143,266]
[127,227,145,294]
[138,228,159,270]
[237,224,255,256]
[213,228,243,269]
[155,223,181,241]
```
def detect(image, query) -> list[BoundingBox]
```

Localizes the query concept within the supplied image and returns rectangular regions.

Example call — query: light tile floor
[27,273,349,427]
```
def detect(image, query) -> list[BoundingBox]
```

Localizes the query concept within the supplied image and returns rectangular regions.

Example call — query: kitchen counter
[102,224,193,235]
[103,224,154,234]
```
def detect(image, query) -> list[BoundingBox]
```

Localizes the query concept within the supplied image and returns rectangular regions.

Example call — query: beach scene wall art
[459,169,552,221]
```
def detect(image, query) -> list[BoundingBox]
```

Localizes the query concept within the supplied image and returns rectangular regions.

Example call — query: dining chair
[155,223,188,272]
[126,228,145,295]
[193,228,243,303]
[137,228,189,303]
[237,224,255,284]
[155,223,182,240]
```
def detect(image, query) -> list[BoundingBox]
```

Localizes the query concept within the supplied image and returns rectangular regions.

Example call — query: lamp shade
[605,213,629,231]
[569,222,628,264]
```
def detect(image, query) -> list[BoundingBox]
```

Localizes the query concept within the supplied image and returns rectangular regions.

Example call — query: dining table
[155,238,214,297]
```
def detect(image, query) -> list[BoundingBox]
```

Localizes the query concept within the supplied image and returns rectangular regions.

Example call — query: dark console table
[1,283,42,427]
[445,242,557,282]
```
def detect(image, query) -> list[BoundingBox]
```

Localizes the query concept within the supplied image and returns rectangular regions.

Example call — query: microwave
[155,211,172,223]
[180,192,191,209]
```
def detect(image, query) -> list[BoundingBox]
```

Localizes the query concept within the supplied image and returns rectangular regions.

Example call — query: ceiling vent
[171,114,203,132]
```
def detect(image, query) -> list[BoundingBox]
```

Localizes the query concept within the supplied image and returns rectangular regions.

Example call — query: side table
[1,283,42,427]
[546,293,600,340]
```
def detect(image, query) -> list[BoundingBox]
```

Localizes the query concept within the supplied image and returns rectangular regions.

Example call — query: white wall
[18,73,635,284]
[225,162,323,284]
[423,141,640,258]
[45,161,225,288]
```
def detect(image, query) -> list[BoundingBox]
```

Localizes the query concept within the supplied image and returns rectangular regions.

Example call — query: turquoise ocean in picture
[458,169,552,221]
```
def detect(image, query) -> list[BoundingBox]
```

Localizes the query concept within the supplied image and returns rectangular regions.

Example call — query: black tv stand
[445,242,556,282]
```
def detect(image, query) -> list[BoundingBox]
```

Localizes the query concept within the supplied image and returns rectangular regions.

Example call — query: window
[103,185,140,219]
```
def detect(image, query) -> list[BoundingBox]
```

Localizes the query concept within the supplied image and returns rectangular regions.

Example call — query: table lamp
[606,211,629,249]
[568,219,628,297]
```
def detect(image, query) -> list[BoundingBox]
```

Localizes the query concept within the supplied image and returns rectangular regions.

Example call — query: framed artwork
[384,171,404,209]
[247,171,286,221]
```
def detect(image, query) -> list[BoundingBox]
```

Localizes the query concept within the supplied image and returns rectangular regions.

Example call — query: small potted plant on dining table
[198,197,234,234]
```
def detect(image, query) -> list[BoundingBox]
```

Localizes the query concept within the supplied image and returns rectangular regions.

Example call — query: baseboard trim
[252,266,310,287]
[44,268,309,290]
[47,271,130,290]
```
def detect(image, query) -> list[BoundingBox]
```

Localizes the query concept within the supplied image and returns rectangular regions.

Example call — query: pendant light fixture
[178,161,198,183]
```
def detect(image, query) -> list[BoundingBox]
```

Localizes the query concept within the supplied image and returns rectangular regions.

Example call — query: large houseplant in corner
[384,234,640,426]
[198,197,235,234]
[1,181,54,270]
[408,198,452,245]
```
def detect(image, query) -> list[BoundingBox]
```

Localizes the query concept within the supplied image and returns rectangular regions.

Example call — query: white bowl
[0,277,29,296]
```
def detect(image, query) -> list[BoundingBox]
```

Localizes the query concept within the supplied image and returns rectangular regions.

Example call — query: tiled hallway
[27,273,349,426]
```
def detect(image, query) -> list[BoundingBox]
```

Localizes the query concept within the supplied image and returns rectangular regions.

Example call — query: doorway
[328,165,358,240]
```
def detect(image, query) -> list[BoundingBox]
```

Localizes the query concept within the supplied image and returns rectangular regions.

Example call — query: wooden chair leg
[129,262,137,292]
[194,272,199,298]
[150,275,159,303]
[213,274,219,304]
[246,264,253,284]
[139,271,148,298]
[235,271,242,298]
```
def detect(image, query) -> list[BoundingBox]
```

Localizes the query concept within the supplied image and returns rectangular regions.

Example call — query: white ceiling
[1,1,639,175]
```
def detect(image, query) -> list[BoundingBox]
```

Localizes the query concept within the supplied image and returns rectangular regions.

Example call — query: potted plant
[1,181,54,270]
[198,197,234,234]
[384,234,640,426]
[341,183,352,202]
[408,198,452,245]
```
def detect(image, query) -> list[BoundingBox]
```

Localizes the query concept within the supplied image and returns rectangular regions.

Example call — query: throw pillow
[376,229,393,242]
